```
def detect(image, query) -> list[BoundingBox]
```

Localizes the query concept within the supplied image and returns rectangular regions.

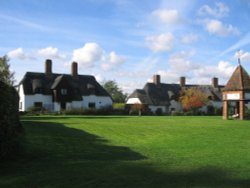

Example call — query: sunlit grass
[1,116,250,187]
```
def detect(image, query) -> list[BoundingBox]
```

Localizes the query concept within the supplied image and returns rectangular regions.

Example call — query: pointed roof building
[223,64,250,91]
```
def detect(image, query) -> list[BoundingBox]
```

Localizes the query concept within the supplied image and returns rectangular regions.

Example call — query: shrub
[65,106,113,115]
[113,103,126,109]
[26,106,47,115]
[214,107,222,116]
[171,111,184,116]
[0,81,23,159]
[245,108,250,119]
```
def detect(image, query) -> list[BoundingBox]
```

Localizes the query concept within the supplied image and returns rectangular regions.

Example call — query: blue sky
[1,0,250,93]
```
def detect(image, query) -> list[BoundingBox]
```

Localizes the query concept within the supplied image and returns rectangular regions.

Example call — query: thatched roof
[127,82,223,106]
[19,72,111,100]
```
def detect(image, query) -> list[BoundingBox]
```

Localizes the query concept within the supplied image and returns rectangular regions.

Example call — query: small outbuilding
[223,61,250,120]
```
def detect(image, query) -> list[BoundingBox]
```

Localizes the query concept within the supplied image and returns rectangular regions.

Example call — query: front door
[61,102,66,110]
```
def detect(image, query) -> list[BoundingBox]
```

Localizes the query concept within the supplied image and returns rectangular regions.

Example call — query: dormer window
[61,89,67,95]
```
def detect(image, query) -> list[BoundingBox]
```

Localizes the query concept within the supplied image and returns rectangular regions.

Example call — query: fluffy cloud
[198,2,229,18]
[154,51,199,83]
[168,51,199,73]
[37,47,66,60]
[101,52,126,71]
[181,34,199,44]
[194,61,235,80]
[234,50,250,62]
[203,19,239,37]
[72,43,103,68]
[145,33,174,52]
[152,9,182,25]
[7,48,29,60]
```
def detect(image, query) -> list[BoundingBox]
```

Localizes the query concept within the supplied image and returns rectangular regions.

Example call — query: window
[88,102,96,109]
[61,89,67,95]
[19,102,22,109]
[34,102,43,108]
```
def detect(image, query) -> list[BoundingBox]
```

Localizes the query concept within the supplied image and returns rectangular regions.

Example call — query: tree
[102,80,127,103]
[0,56,15,85]
[180,88,208,113]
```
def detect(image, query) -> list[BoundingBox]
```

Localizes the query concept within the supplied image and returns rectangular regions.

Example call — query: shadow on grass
[1,120,250,188]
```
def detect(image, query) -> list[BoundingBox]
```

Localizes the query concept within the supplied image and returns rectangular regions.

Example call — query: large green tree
[0,55,15,85]
[102,80,127,103]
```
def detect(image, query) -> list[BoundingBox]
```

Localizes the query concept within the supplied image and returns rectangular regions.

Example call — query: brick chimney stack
[45,59,52,76]
[153,75,161,87]
[180,76,186,87]
[212,77,218,88]
[71,62,78,78]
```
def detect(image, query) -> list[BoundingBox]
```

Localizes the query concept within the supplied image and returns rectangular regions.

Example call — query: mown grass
[1,116,250,187]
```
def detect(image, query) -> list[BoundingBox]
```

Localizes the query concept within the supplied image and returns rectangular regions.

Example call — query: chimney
[212,77,218,88]
[180,76,186,87]
[153,75,160,87]
[71,62,78,78]
[45,59,52,76]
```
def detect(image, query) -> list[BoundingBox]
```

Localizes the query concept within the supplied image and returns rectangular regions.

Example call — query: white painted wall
[211,101,222,109]
[169,100,182,112]
[126,98,142,104]
[246,102,250,109]
[19,83,113,112]
[82,95,112,109]
[18,84,25,111]
[19,84,53,111]
[149,105,168,114]
[24,94,53,111]
[54,102,60,112]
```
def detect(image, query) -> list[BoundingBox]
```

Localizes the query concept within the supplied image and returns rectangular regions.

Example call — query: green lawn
[1,116,250,187]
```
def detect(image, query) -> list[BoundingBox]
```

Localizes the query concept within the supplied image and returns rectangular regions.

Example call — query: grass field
[1,116,250,187]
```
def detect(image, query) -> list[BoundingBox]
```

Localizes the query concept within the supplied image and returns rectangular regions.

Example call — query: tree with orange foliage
[180,88,208,113]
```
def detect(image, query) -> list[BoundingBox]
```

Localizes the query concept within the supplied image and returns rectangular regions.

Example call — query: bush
[245,108,250,119]
[214,107,222,116]
[113,103,126,109]
[65,107,113,115]
[26,106,47,115]
[0,81,23,159]
[171,111,184,116]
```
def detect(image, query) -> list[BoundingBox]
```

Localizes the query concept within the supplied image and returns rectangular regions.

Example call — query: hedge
[0,81,23,159]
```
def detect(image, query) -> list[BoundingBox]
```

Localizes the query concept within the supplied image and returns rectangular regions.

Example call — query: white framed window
[61,89,67,95]
[19,102,22,109]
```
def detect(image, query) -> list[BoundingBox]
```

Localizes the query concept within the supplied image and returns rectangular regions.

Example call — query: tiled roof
[224,65,250,91]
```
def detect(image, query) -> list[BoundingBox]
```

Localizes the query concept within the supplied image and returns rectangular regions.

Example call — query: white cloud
[156,70,180,83]
[94,74,104,83]
[181,34,199,44]
[72,43,103,68]
[101,51,126,71]
[154,51,199,83]
[234,50,250,62]
[168,51,199,73]
[145,33,174,52]
[194,61,235,79]
[152,9,182,25]
[198,2,229,18]
[7,48,29,60]
[37,47,66,60]
[203,19,240,37]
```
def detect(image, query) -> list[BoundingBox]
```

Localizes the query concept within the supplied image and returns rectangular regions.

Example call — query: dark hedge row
[0,81,23,159]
